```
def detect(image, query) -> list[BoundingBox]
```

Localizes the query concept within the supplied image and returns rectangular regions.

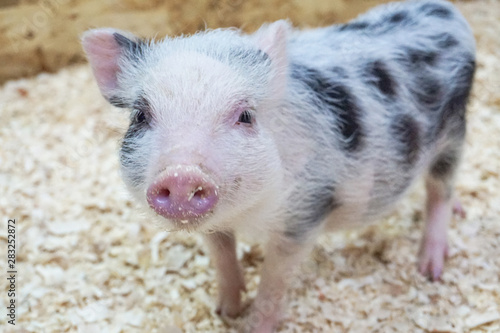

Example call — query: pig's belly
[321,167,416,231]
[322,192,403,232]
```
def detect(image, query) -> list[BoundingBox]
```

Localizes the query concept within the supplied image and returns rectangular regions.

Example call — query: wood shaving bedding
[0,1,499,332]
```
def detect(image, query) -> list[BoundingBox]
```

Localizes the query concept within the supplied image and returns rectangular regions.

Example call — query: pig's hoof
[418,237,448,281]
[215,294,243,318]
[216,303,242,318]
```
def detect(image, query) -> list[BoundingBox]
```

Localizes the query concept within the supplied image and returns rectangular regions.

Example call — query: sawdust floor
[1,1,499,332]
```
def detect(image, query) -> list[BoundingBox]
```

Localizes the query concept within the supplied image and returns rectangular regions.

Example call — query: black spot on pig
[366,61,397,97]
[430,149,459,179]
[432,33,459,49]
[133,95,149,109]
[420,3,453,19]
[133,95,149,111]
[389,11,408,23]
[334,90,363,151]
[113,33,147,62]
[339,21,369,31]
[446,59,475,114]
[108,96,131,108]
[414,76,443,108]
[391,114,420,167]
[407,49,438,66]
[340,11,412,35]
[437,58,475,135]
[310,184,341,219]
[285,182,341,240]
[330,66,347,77]
[108,93,150,112]
[229,48,270,67]
[120,119,149,187]
[292,64,363,152]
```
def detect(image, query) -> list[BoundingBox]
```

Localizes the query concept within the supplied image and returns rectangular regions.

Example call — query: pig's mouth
[146,165,219,228]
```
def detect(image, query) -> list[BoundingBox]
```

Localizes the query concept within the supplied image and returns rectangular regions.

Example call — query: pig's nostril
[156,188,170,204]
[190,186,206,201]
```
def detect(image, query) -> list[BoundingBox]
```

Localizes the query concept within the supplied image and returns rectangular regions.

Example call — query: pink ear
[81,28,137,101]
[253,20,290,96]
[254,20,289,69]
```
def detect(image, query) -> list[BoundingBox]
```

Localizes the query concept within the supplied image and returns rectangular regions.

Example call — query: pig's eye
[134,110,146,124]
[132,96,150,125]
[237,110,253,124]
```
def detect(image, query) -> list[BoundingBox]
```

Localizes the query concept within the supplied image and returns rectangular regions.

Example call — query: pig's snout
[146,166,219,222]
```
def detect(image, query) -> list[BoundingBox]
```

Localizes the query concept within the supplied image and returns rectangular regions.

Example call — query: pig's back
[289,0,475,67]
[282,0,475,221]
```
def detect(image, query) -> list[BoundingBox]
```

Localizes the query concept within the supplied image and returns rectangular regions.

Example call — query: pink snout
[146,166,219,221]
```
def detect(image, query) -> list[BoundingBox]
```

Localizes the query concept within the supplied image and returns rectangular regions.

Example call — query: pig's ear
[254,20,290,66]
[253,20,290,95]
[82,28,145,107]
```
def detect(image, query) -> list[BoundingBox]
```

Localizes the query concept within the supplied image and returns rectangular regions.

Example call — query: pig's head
[82,22,289,232]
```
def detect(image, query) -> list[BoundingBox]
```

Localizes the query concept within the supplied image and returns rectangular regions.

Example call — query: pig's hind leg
[419,147,463,281]
[204,232,246,318]
[418,53,474,280]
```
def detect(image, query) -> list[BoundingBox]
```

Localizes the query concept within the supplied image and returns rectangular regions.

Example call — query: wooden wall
[0,0,399,83]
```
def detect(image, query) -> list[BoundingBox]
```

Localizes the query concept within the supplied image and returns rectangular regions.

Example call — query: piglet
[82,0,475,331]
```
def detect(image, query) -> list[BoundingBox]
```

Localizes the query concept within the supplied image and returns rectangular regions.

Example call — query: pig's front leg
[243,235,312,333]
[204,232,246,318]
